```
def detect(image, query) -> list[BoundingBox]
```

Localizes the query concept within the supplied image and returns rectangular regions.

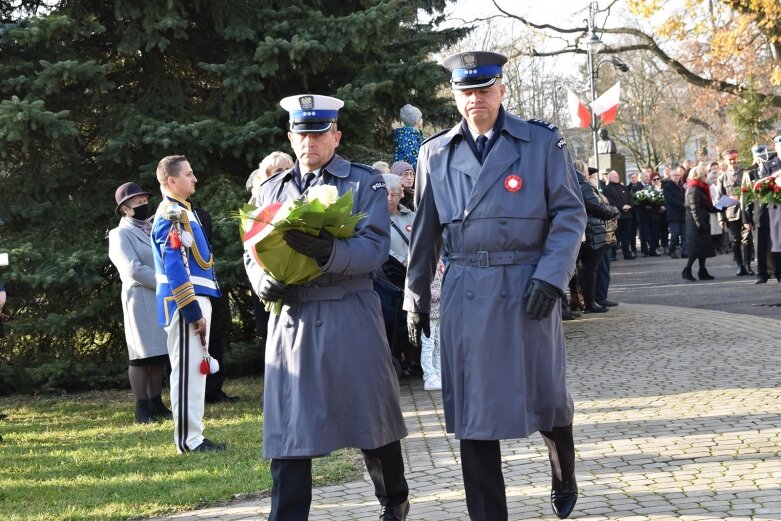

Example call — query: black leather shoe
[596,299,619,307]
[755,276,769,284]
[380,499,409,521]
[551,477,578,519]
[746,265,756,275]
[191,438,227,452]
[736,264,749,276]
[648,251,660,257]
[206,391,240,404]
[583,302,608,313]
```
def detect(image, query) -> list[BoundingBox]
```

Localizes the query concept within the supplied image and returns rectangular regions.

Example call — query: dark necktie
[301,171,315,191]
[476,135,488,161]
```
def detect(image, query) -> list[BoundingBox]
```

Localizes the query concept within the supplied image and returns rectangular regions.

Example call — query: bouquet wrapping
[633,187,665,206]
[238,185,366,313]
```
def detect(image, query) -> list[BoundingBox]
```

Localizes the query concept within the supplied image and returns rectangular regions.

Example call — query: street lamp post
[584,2,605,176]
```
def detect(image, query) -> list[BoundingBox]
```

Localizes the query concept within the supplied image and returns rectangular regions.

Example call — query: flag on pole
[567,89,591,129]
[591,82,620,125]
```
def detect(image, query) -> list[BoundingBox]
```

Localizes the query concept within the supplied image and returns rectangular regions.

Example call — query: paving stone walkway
[153,304,781,520]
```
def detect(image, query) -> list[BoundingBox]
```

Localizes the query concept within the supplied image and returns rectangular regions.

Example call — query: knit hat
[399,104,422,127]
[390,161,414,176]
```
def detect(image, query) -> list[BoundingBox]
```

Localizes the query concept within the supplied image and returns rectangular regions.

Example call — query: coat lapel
[464,133,521,214]
[120,218,152,244]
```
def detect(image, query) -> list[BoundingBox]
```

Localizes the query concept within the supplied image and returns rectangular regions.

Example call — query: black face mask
[131,203,150,220]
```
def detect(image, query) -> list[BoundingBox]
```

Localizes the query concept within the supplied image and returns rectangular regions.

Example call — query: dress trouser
[269,440,408,521]
[726,219,751,265]
[595,249,611,304]
[668,220,685,254]
[165,295,211,453]
[754,227,781,278]
[617,219,634,257]
[461,440,508,521]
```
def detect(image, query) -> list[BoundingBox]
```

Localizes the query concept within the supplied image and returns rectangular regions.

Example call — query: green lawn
[0,376,362,521]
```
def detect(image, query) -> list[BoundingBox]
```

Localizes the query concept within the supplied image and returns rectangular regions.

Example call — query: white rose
[306,185,339,207]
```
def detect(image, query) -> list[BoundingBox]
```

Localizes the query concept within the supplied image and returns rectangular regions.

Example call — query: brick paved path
[154,304,781,520]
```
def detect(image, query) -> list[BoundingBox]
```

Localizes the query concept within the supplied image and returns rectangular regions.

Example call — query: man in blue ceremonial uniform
[151,155,224,453]
[404,52,586,520]
[244,95,409,521]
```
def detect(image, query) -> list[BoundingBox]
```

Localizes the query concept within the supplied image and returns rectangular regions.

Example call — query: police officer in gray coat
[244,95,409,521]
[404,52,586,520]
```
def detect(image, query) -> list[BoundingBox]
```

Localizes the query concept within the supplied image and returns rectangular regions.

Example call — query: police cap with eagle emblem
[280,94,344,133]
[442,51,508,90]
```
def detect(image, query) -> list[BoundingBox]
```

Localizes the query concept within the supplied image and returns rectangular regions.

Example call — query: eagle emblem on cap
[299,96,314,110]
[462,53,477,69]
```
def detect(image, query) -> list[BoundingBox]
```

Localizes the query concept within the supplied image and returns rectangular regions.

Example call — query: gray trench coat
[404,111,586,440]
[244,154,408,459]
[108,218,168,360]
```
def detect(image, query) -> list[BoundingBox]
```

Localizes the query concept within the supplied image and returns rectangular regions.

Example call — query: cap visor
[451,77,498,90]
[290,121,334,133]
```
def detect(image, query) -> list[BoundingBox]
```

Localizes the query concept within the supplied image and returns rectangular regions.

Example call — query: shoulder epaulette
[352,162,377,175]
[528,119,559,132]
[421,128,450,145]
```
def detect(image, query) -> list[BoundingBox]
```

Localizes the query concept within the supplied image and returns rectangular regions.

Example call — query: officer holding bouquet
[243,95,409,521]
[404,52,586,520]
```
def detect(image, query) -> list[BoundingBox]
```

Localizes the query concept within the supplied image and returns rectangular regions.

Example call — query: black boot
[149,395,173,419]
[698,268,715,280]
[541,425,578,520]
[736,263,748,276]
[682,267,696,281]
[135,399,155,424]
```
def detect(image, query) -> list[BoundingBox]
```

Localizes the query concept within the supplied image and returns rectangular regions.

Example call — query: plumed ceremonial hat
[114,182,151,215]
[442,51,508,90]
[280,94,344,133]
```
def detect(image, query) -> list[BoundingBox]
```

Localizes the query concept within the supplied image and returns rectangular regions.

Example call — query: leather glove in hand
[407,312,430,349]
[284,230,334,264]
[258,275,287,301]
[524,278,562,320]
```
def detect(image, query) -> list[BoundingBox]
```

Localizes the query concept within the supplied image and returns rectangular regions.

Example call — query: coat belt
[448,250,542,267]
[283,278,373,303]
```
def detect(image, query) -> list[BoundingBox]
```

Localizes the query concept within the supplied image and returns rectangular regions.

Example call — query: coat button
[466,290,474,299]
[463,221,470,228]
[499,218,507,224]
[500,291,507,297]
[315,319,323,327]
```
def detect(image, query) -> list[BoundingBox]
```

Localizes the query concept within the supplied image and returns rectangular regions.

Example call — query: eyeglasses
[399,171,415,178]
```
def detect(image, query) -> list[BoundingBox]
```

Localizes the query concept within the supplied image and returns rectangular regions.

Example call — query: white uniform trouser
[420,318,441,382]
[165,296,211,452]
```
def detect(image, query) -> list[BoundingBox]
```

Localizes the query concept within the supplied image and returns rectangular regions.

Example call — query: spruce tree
[0,0,465,391]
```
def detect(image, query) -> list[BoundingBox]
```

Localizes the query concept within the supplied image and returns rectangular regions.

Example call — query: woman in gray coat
[108,182,171,423]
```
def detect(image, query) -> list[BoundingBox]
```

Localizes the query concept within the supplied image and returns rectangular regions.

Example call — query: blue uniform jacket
[151,194,221,326]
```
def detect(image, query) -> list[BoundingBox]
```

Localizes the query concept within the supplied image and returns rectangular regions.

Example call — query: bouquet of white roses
[237,185,366,313]
[633,187,664,206]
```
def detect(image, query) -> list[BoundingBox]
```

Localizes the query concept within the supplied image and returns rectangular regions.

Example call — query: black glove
[258,274,286,301]
[284,230,334,264]
[407,312,430,349]
[524,278,562,320]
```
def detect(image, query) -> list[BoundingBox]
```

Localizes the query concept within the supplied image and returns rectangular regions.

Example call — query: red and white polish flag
[591,82,620,125]
[567,89,591,129]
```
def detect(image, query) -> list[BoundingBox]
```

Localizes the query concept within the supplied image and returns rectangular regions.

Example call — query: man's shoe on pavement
[648,250,660,257]
[380,499,409,521]
[596,299,619,307]
[583,302,608,313]
[551,476,578,519]
[623,254,636,260]
[755,276,769,284]
[191,438,227,452]
[736,263,749,276]
[205,391,240,404]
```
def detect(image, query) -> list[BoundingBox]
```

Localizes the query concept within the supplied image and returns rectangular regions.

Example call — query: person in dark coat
[573,163,619,312]
[663,167,687,258]
[405,51,586,521]
[752,141,781,283]
[603,170,635,259]
[193,208,239,405]
[632,168,662,256]
[244,94,410,521]
[682,164,718,281]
